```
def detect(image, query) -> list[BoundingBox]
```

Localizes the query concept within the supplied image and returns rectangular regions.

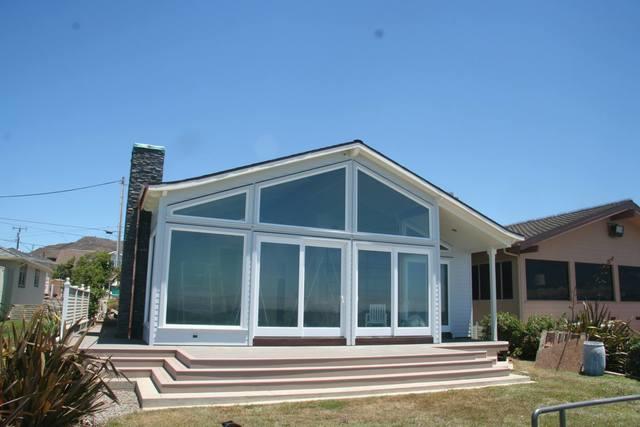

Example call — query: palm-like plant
[0,307,120,426]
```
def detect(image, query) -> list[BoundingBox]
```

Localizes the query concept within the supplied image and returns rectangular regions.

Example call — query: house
[0,246,55,318]
[472,200,640,329]
[116,141,523,346]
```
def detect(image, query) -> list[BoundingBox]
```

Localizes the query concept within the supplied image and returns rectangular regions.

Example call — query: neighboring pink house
[473,200,640,330]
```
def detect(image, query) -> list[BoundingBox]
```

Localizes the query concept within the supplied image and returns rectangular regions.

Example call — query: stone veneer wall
[116,144,164,339]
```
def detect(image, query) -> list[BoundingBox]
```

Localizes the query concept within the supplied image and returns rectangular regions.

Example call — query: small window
[619,266,640,301]
[34,269,40,287]
[18,265,27,288]
[472,261,513,301]
[174,193,246,221]
[357,170,430,238]
[260,168,346,230]
[575,262,614,301]
[526,260,570,300]
[479,264,490,300]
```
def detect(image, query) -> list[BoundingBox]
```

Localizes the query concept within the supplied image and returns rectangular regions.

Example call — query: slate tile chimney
[116,143,165,339]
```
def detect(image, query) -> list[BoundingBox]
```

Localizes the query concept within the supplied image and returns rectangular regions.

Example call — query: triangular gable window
[357,170,430,238]
[259,168,346,230]
[173,193,246,221]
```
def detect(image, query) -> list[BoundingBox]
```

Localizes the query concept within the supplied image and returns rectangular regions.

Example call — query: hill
[31,236,118,263]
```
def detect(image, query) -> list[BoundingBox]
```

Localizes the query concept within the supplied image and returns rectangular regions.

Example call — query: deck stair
[88,345,530,409]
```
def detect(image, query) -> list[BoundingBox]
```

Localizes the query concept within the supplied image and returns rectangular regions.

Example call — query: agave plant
[0,307,120,426]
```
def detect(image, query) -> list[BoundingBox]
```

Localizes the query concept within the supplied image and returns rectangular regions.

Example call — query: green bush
[520,315,557,360]
[480,312,524,357]
[0,307,119,426]
[625,339,640,378]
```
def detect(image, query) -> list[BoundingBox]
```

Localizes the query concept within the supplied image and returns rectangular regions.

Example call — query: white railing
[59,277,91,339]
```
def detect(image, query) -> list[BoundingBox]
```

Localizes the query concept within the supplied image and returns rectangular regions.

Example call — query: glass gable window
[575,262,614,301]
[173,193,246,221]
[619,266,640,301]
[259,168,346,230]
[526,260,570,300]
[357,171,430,238]
[166,230,244,326]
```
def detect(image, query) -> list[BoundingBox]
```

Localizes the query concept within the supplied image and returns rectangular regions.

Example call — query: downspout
[127,185,148,340]
[501,247,519,257]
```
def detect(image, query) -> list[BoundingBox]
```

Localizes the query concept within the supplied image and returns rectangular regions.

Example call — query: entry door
[354,243,431,337]
[254,235,346,337]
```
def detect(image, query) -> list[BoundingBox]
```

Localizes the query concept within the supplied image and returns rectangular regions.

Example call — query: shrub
[520,315,557,360]
[107,298,119,312]
[480,312,524,357]
[625,339,640,378]
[0,307,119,426]
[566,301,637,373]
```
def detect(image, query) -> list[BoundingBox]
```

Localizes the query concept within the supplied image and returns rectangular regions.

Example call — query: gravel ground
[80,389,140,426]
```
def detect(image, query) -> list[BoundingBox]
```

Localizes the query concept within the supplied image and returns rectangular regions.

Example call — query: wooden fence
[59,278,91,339]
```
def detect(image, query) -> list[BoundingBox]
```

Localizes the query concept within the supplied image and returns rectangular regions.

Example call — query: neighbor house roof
[0,247,55,272]
[141,140,524,247]
[507,199,640,249]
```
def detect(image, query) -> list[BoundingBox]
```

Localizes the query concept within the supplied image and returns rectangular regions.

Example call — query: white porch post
[488,249,498,341]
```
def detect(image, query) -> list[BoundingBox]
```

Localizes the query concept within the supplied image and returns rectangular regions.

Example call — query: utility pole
[13,226,26,250]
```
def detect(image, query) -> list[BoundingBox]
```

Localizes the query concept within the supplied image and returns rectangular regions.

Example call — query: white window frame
[159,224,251,331]
[255,163,351,235]
[144,233,157,327]
[252,233,348,338]
[167,186,251,227]
[352,241,434,338]
[354,164,434,243]
[440,260,451,332]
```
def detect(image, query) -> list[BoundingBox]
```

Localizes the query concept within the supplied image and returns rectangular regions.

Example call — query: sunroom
[137,141,522,346]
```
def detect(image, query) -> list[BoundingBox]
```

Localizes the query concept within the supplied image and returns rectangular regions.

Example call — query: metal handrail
[531,394,640,427]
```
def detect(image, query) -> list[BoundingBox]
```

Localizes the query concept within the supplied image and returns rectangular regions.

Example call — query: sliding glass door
[354,243,432,337]
[254,235,346,337]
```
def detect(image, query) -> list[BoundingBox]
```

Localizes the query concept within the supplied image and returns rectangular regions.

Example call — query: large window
[33,269,40,287]
[472,261,513,300]
[174,193,246,221]
[575,262,614,301]
[257,239,343,330]
[357,170,430,238]
[398,253,429,328]
[525,260,570,300]
[619,266,640,301]
[358,250,391,327]
[259,168,346,230]
[166,230,244,326]
[258,242,300,327]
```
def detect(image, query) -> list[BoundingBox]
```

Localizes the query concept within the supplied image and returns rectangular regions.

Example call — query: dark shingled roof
[507,199,638,244]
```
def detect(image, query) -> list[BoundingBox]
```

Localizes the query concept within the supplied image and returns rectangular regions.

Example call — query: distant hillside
[31,236,118,263]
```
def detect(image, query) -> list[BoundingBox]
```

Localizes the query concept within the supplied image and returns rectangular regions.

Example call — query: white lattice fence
[59,278,91,339]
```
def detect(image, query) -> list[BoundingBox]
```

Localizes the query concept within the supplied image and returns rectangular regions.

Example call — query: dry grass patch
[108,361,640,427]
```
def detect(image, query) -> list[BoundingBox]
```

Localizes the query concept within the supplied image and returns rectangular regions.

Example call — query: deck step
[135,374,532,409]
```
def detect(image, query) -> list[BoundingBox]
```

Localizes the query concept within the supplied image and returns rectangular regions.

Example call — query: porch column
[488,248,498,341]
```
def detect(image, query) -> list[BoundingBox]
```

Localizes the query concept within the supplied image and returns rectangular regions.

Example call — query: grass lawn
[108,360,640,427]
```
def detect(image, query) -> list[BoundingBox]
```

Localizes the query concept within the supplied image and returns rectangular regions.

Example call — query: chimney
[116,143,165,339]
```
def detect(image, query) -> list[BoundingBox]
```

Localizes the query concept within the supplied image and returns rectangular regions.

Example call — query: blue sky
[1,1,639,251]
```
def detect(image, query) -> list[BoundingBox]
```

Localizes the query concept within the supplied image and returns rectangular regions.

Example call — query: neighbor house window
[166,230,244,326]
[34,269,40,287]
[173,192,246,221]
[619,266,640,301]
[357,170,430,238]
[18,265,27,288]
[259,168,346,230]
[525,259,570,300]
[575,262,614,301]
[472,261,513,300]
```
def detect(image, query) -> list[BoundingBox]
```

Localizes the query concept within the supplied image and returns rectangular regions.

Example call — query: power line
[0,217,115,233]
[0,179,121,198]
[0,221,89,238]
